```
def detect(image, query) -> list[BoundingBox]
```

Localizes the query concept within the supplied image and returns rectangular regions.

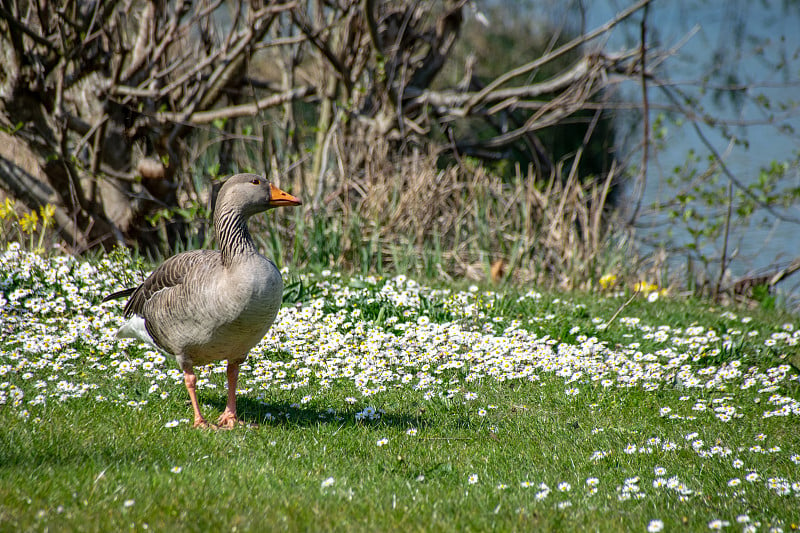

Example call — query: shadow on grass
[205,395,436,430]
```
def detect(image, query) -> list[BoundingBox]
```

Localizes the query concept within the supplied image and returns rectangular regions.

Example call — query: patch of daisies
[2,244,800,529]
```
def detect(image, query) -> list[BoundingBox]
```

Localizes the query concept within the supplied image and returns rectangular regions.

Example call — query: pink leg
[184,368,210,428]
[217,360,242,428]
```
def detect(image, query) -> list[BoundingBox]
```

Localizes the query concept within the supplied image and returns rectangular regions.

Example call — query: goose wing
[103,250,221,318]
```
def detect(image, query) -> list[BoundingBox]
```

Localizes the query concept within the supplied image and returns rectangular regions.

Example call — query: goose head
[216,173,302,218]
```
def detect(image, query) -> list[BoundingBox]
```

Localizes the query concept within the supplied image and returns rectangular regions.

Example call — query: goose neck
[214,208,257,265]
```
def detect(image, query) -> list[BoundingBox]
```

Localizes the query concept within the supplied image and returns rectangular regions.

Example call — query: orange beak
[269,183,302,207]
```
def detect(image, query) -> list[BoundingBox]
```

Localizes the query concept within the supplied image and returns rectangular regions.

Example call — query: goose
[103,173,302,428]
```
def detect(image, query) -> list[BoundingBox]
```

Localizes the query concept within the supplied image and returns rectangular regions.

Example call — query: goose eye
[250,179,261,185]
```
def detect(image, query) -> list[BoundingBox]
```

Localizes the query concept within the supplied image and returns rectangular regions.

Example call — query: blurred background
[1,0,799,308]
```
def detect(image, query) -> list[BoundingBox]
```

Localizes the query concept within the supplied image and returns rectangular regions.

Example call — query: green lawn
[1,244,799,532]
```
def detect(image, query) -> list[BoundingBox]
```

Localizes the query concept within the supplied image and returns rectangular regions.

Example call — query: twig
[659,85,800,225]
[361,0,382,55]
[604,288,640,329]
[291,9,353,94]
[714,181,733,301]
[0,5,58,52]
[120,0,155,81]
[313,110,342,208]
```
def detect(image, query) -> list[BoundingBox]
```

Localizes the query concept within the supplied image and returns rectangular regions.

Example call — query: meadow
[1,242,799,532]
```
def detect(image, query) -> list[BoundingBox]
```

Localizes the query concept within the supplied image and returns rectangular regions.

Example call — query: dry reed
[260,138,637,289]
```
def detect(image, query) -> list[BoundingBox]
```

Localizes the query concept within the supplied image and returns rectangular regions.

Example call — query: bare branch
[362,0,383,55]
[0,4,58,52]
[156,85,316,125]
[291,8,353,94]
[464,0,653,112]
[406,55,592,113]
[120,0,155,81]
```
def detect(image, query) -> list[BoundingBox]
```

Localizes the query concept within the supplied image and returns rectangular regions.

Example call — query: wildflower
[170,466,182,474]
[468,474,478,485]
[634,281,658,293]
[123,500,135,508]
[647,519,664,532]
[19,210,38,234]
[406,428,418,436]
[590,450,610,462]
[164,420,180,428]
[557,481,571,492]
[321,477,335,488]
[0,197,15,219]
[39,204,55,229]
[599,273,617,289]
[376,437,388,447]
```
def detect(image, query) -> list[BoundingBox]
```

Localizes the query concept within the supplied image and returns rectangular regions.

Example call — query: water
[573,0,800,291]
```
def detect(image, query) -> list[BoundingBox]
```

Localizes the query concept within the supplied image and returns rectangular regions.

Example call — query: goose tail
[102,287,136,303]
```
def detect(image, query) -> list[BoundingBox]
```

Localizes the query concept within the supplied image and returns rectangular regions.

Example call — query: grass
[1,244,800,532]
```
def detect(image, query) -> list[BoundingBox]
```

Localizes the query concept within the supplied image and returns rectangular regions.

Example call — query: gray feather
[103,174,295,369]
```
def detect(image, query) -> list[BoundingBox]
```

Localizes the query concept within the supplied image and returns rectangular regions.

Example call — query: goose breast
[146,254,283,366]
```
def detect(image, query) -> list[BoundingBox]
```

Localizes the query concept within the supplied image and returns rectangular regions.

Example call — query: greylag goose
[103,174,301,428]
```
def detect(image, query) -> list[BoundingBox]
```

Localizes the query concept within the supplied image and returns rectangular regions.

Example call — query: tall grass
[257,142,640,290]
